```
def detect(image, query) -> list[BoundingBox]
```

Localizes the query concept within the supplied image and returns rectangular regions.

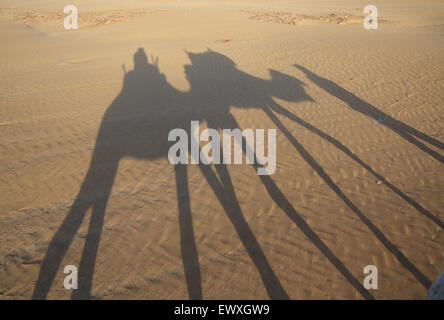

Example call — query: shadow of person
[295,65,444,163]
[32,48,202,300]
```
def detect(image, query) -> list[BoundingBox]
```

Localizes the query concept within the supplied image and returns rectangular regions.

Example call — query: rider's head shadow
[134,47,148,69]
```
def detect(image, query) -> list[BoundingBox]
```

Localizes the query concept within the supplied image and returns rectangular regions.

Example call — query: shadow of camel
[33,48,438,300]
[182,51,435,292]
[33,48,298,300]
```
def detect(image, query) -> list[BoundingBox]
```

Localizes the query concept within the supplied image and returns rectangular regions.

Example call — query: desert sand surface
[0,0,443,300]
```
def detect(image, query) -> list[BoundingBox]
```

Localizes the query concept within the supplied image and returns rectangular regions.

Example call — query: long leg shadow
[190,134,289,300]
[33,154,203,300]
[262,105,432,289]
[225,114,374,300]
[175,164,202,300]
[295,65,444,163]
[268,100,443,230]
[32,148,119,300]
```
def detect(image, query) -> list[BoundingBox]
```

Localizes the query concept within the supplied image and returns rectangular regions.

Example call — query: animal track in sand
[0,8,167,29]
[244,11,390,27]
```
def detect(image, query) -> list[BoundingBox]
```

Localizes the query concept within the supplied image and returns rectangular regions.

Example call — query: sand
[0,0,443,299]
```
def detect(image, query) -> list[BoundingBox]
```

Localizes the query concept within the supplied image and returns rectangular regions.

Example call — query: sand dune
[0,0,443,300]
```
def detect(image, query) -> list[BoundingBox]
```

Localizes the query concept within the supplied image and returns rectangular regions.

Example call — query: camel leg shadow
[268,100,443,229]
[227,114,374,299]
[174,164,202,300]
[262,105,432,289]
[33,148,119,300]
[295,65,444,163]
[190,132,289,300]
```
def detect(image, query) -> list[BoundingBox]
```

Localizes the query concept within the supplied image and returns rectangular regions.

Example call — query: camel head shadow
[183,49,313,118]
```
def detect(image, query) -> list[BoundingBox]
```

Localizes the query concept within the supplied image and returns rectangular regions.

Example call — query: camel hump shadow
[98,49,313,160]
